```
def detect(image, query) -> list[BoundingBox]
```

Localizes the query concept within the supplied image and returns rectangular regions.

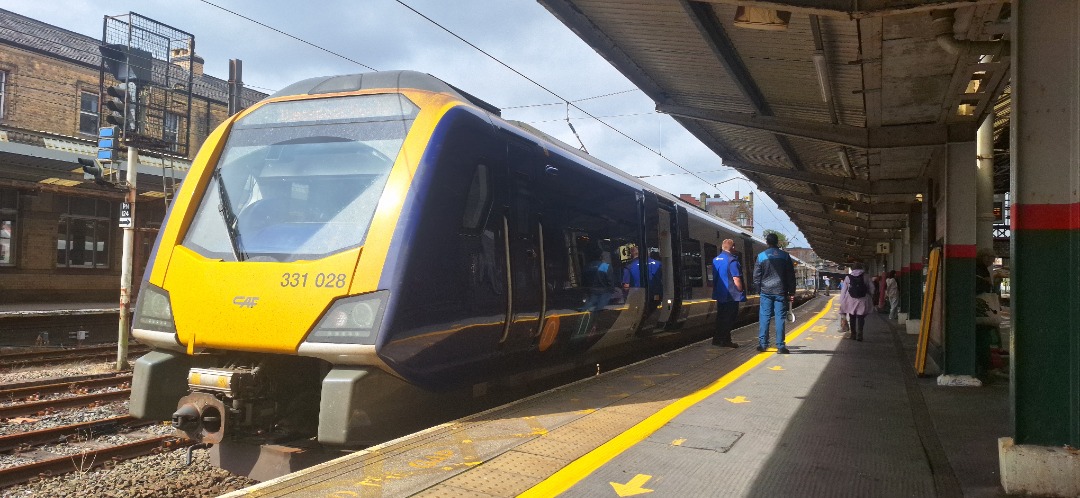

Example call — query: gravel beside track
[0,360,260,497]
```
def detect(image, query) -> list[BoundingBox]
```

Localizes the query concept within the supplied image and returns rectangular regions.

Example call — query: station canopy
[538,0,1011,263]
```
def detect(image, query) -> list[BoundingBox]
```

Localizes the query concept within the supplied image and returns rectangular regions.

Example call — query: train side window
[461,163,491,232]
[703,242,717,285]
[682,238,702,290]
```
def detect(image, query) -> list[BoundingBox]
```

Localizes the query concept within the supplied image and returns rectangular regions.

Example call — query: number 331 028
[280,273,347,288]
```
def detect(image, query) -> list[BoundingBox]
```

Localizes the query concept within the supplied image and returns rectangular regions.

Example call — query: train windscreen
[182,93,419,262]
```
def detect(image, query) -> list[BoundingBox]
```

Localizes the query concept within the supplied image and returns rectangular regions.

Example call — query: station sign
[876,242,890,254]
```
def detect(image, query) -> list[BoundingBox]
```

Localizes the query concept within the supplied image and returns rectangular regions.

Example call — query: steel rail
[0,389,131,419]
[0,415,156,453]
[0,436,193,488]
[0,374,133,400]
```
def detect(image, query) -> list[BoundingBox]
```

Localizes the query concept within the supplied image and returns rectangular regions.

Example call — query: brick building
[681,191,754,231]
[0,8,267,303]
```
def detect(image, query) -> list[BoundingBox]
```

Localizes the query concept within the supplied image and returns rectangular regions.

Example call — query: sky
[7,0,806,246]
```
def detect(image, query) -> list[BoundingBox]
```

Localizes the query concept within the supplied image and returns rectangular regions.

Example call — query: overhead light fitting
[837,150,855,178]
[833,202,852,213]
[733,6,791,30]
[812,51,831,103]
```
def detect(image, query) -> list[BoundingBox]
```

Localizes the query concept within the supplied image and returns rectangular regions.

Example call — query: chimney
[700,192,708,206]
[735,190,740,201]
[171,42,204,77]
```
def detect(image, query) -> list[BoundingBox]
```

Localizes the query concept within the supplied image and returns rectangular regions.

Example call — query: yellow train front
[129,71,765,463]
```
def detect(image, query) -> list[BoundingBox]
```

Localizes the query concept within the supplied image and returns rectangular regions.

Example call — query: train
[128,70,804,473]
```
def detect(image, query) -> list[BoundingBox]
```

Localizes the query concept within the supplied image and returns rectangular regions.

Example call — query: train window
[461,164,491,231]
[182,94,416,262]
[703,243,717,285]
[682,239,703,290]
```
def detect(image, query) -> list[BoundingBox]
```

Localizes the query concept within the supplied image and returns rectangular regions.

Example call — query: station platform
[222,296,1009,497]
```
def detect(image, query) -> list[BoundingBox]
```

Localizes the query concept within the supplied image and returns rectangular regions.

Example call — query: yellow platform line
[518,297,836,498]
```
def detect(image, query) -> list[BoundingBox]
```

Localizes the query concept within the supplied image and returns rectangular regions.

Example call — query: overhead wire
[197,0,378,72]
[393,0,800,242]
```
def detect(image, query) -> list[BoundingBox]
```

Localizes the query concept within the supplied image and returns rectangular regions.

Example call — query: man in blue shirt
[753,232,797,354]
[622,246,662,302]
[712,239,745,347]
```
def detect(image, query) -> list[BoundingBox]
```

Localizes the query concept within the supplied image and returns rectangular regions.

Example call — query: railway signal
[76,158,108,186]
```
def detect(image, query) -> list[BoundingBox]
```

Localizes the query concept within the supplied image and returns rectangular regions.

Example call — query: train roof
[267,70,771,250]
[505,119,760,243]
[268,70,502,116]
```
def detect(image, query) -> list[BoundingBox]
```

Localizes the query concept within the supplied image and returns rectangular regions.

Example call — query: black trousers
[848,313,866,336]
[714,301,740,344]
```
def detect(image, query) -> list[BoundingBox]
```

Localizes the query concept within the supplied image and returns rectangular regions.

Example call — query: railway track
[0,373,132,401]
[0,435,192,488]
[0,389,131,419]
[0,345,149,369]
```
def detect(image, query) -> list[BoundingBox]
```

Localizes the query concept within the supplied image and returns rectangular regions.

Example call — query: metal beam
[723,158,926,195]
[758,188,913,215]
[658,104,978,149]
[692,0,1008,19]
[537,0,672,105]
[679,0,822,195]
[784,207,870,228]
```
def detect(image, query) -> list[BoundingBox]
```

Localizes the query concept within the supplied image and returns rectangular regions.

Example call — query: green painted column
[1011,0,1080,449]
[941,141,977,378]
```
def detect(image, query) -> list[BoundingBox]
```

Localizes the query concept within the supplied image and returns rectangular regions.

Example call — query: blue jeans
[758,293,788,348]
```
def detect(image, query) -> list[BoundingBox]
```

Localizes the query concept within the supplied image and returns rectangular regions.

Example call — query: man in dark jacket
[753,233,797,354]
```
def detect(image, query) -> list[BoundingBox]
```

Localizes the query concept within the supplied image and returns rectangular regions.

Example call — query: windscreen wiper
[214,169,246,262]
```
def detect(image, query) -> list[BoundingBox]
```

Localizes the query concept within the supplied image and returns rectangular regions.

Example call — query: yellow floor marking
[769,366,785,371]
[518,297,836,497]
[811,325,827,333]
[610,474,654,496]
[724,396,750,404]
[671,438,686,446]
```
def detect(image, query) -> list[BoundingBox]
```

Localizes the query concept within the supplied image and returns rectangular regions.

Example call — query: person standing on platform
[753,233,797,354]
[885,270,900,320]
[822,275,831,296]
[840,262,873,341]
[711,239,745,348]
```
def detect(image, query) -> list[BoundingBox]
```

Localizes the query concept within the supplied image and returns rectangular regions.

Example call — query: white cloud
[6,0,805,246]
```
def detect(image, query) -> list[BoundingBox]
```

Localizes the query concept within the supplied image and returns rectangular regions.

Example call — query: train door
[742,236,756,294]
[668,206,689,327]
[636,192,661,332]
[503,142,544,350]
[655,203,678,327]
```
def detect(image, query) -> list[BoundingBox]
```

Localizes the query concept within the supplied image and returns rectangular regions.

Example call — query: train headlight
[306,291,388,344]
[133,283,176,334]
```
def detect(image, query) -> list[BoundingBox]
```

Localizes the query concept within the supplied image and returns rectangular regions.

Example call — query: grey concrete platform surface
[221,296,1010,497]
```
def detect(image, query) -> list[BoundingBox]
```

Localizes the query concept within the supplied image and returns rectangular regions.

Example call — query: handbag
[976,293,1001,326]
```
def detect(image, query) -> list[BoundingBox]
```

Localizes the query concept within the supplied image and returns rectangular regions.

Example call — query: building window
[164,112,179,151]
[0,71,7,120]
[78,90,99,135]
[737,212,748,227]
[0,189,17,265]
[56,197,111,269]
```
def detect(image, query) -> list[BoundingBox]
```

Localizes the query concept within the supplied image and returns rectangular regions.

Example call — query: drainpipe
[931,10,1010,56]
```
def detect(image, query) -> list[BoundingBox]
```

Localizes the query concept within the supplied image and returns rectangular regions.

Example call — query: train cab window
[182,94,419,262]
[461,164,491,231]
